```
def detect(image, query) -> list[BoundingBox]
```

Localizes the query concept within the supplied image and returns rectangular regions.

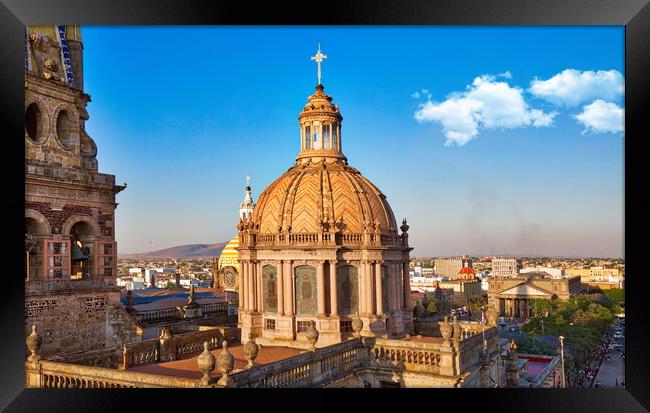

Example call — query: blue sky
[82,26,624,257]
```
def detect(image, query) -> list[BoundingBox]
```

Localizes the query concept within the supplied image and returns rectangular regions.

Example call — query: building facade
[434,256,472,279]
[487,276,582,319]
[491,258,522,278]
[237,62,413,346]
[24,25,132,356]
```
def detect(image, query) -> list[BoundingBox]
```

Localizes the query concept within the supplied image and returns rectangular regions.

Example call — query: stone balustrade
[201,302,228,314]
[135,302,228,324]
[122,339,160,368]
[121,328,226,369]
[137,308,179,323]
[370,338,442,374]
[27,360,200,388]
[47,347,119,369]
[244,231,402,248]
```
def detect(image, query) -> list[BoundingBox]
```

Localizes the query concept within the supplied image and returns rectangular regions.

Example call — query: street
[593,319,625,388]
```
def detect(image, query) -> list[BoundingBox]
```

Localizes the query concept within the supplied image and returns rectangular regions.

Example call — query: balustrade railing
[122,339,160,369]
[121,328,223,369]
[201,302,228,314]
[31,361,199,388]
[174,329,222,359]
[137,308,179,323]
[370,339,442,372]
[247,231,402,248]
[47,347,119,369]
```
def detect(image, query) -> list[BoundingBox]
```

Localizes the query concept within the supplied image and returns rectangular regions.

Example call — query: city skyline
[82,26,624,257]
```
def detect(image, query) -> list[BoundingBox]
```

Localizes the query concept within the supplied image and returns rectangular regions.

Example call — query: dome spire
[297,48,346,164]
[311,43,327,85]
[240,176,254,221]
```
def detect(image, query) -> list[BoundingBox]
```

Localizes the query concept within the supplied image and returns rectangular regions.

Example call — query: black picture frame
[1,0,648,411]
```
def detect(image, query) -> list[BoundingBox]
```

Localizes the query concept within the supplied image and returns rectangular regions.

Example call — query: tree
[468,296,486,321]
[426,294,438,314]
[530,298,553,317]
[602,288,624,307]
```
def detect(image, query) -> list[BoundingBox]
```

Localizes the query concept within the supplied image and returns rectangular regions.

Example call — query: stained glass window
[295,265,317,315]
[337,265,359,315]
[263,265,278,313]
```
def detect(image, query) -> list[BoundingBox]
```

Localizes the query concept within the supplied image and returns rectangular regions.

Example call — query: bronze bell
[71,241,89,262]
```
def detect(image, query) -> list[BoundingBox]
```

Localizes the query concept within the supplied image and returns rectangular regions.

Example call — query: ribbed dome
[252,161,398,235]
[218,235,240,270]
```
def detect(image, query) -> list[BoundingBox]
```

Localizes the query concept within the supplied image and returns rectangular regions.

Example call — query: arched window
[25,103,42,143]
[312,121,320,149]
[323,123,330,149]
[295,265,317,315]
[337,265,359,315]
[304,125,311,149]
[263,265,278,313]
[69,220,96,279]
[56,110,75,150]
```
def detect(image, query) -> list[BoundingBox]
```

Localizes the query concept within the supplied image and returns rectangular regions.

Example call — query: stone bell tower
[24,26,133,357]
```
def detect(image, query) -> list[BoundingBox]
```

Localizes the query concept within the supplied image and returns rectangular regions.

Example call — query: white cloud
[529,69,623,107]
[414,74,557,146]
[497,70,512,79]
[574,100,624,134]
[411,91,421,98]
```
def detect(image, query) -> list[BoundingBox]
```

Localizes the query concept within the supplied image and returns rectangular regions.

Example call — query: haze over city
[81,26,624,257]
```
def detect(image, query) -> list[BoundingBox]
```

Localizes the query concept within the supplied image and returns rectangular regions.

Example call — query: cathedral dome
[250,83,398,237]
[252,162,397,235]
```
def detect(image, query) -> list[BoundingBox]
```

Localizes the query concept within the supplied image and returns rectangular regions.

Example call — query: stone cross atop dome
[297,48,346,164]
[311,44,327,85]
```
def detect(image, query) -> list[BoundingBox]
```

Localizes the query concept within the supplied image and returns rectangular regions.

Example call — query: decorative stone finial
[243,333,259,369]
[197,341,216,386]
[352,313,364,338]
[305,324,319,351]
[217,340,235,386]
[26,324,42,362]
[452,315,462,341]
[439,316,452,346]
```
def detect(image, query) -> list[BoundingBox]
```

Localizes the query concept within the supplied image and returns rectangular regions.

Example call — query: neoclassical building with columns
[237,58,414,346]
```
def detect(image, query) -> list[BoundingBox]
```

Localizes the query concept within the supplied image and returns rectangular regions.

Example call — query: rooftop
[128,344,303,379]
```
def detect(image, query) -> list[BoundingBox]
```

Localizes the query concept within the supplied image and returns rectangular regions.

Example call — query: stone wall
[25,288,121,357]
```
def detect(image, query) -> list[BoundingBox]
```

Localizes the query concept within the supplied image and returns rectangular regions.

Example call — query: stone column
[257,261,263,312]
[329,260,338,316]
[365,261,374,315]
[375,261,384,316]
[286,261,295,316]
[393,262,402,311]
[402,261,410,310]
[358,261,366,314]
[277,260,285,315]
[317,261,326,316]
[247,261,255,312]
[239,261,246,311]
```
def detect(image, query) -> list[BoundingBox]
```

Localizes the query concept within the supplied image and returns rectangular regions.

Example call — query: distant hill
[119,242,228,259]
